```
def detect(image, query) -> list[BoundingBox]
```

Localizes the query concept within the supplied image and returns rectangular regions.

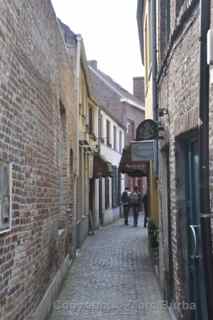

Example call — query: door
[185,140,207,319]
[89,179,95,231]
[99,178,103,225]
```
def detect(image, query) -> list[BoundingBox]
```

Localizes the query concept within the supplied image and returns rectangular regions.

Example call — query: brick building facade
[137,0,213,319]
[0,1,77,320]
[59,22,99,249]
[157,2,203,319]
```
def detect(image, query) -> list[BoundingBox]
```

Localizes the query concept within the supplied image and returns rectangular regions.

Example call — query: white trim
[120,97,145,111]
[89,66,123,97]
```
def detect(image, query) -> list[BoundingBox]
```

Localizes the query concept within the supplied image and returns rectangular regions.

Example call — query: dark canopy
[119,145,148,177]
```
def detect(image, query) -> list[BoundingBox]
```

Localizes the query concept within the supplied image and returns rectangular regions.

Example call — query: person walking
[130,186,141,227]
[121,187,130,225]
[142,193,148,228]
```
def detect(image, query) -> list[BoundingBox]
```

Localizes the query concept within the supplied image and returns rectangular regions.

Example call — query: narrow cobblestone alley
[48,217,171,320]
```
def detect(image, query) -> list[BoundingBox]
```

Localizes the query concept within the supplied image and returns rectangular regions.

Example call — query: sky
[51,0,144,93]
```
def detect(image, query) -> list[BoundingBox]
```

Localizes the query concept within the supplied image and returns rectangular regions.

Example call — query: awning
[93,153,113,178]
[119,145,148,177]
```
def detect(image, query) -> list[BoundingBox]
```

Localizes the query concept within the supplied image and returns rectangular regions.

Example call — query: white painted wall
[93,108,126,227]
[100,111,125,167]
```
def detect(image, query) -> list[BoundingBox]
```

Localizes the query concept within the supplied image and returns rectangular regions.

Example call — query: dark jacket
[130,191,142,207]
[121,191,129,206]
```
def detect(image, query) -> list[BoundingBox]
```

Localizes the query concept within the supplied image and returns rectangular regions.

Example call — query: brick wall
[0,1,77,319]
[158,2,200,319]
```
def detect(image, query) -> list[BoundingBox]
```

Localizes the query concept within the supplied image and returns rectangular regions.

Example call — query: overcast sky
[51,0,144,93]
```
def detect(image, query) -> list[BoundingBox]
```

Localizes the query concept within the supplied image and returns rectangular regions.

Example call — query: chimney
[133,77,145,103]
[88,60,98,69]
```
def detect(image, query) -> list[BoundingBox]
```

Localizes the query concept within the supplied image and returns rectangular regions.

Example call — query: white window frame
[119,131,123,153]
[0,161,12,234]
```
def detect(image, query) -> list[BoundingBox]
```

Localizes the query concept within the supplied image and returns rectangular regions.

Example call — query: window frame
[106,119,111,147]
[113,125,117,151]
[127,119,135,140]
[98,113,104,143]
[105,177,110,209]
[119,131,122,153]
[89,106,93,135]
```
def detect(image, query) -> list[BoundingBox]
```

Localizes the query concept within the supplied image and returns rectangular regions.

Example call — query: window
[159,0,171,60]
[0,161,12,234]
[112,166,118,208]
[99,114,104,143]
[106,120,111,147]
[105,178,110,209]
[113,126,117,151]
[89,106,93,135]
[127,120,135,140]
[119,131,123,153]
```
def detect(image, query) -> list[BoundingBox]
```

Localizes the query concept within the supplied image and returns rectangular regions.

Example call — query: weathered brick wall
[158,3,200,319]
[0,1,77,319]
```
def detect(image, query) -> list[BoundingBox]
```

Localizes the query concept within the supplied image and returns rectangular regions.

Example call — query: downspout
[151,0,159,176]
[199,0,213,318]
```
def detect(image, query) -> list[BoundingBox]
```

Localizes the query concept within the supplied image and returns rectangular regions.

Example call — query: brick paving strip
[48,217,171,320]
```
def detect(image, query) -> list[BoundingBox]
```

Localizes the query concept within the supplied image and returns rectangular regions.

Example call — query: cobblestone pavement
[48,216,171,320]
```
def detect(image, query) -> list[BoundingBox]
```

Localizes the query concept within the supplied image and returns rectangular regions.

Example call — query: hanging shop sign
[136,119,158,141]
[119,145,149,176]
[131,141,155,162]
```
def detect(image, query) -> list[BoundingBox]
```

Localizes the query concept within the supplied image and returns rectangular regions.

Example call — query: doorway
[185,140,207,320]
[89,179,95,231]
[99,178,103,225]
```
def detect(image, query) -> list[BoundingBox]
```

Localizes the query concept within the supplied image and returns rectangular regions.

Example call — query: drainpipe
[199,0,213,318]
[151,0,159,176]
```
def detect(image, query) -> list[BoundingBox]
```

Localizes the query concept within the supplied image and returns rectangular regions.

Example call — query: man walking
[121,187,130,225]
[130,186,141,227]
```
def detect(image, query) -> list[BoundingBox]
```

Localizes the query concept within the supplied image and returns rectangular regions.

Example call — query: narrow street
[48,217,171,320]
